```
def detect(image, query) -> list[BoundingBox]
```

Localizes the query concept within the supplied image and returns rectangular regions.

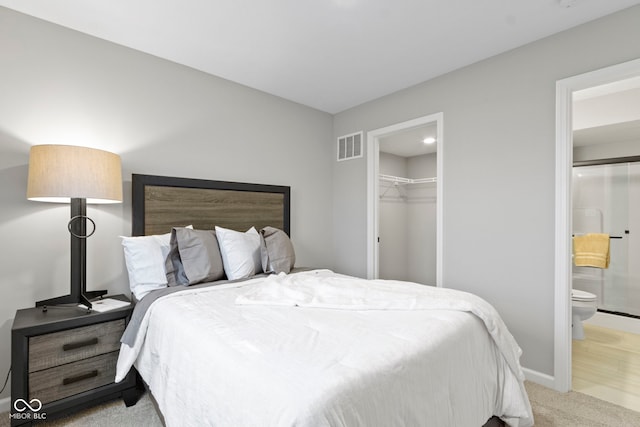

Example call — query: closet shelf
[379,174,436,184]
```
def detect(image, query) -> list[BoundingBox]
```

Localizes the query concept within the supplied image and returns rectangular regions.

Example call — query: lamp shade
[27,145,123,204]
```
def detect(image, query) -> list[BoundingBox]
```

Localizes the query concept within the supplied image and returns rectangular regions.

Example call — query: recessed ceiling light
[423,137,436,144]
[558,0,578,8]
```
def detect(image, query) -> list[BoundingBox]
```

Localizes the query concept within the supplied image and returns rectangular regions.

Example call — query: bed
[116,174,533,427]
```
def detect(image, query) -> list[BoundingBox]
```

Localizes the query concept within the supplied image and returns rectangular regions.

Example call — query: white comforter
[117,269,533,427]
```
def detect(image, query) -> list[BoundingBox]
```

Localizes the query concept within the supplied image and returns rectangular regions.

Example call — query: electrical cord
[0,367,9,395]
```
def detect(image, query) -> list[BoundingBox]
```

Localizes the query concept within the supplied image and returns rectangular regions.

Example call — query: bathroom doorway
[366,113,443,285]
[555,57,640,396]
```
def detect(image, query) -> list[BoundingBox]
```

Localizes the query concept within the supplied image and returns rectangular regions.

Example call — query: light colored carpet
[525,381,640,426]
[2,381,639,426]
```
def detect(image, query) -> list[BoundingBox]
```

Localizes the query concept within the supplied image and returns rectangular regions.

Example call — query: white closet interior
[378,151,437,285]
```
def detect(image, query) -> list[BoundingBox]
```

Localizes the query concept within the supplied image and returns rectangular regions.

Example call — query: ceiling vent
[337,132,363,161]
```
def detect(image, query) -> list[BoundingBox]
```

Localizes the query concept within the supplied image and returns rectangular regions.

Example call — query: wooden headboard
[132,174,290,236]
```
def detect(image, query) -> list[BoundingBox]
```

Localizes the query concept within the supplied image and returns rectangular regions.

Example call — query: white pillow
[215,226,262,280]
[121,226,192,300]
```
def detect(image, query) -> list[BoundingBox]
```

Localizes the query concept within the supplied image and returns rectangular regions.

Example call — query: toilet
[572,289,597,340]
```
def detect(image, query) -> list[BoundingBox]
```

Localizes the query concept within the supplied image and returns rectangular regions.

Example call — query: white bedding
[117,269,533,427]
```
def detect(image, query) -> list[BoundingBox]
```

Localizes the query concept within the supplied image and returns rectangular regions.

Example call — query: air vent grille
[337,132,363,162]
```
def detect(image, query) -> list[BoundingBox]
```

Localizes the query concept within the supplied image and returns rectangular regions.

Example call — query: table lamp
[27,145,123,310]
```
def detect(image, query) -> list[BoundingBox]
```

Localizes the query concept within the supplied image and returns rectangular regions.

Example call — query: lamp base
[36,289,108,311]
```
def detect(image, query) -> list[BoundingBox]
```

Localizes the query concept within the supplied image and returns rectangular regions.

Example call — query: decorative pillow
[260,227,296,274]
[165,227,225,286]
[215,226,262,280]
[121,226,192,300]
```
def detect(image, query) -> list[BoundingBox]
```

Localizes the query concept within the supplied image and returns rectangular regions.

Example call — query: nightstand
[10,295,139,426]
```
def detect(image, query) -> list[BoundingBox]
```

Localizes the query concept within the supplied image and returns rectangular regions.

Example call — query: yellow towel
[573,233,610,269]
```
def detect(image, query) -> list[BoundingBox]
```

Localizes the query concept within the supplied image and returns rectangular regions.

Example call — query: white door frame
[367,113,444,286]
[555,57,640,392]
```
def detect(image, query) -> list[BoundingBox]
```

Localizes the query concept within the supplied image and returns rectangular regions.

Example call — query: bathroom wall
[574,140,640,162]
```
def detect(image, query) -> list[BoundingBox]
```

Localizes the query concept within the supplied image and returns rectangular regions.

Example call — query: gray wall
[0,7,333,402]
[332,6,640,376]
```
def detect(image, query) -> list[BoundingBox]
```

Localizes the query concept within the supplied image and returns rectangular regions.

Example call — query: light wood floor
[573,323,640,412]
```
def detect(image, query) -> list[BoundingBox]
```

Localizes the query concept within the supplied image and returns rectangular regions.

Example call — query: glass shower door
[573,162,639,317]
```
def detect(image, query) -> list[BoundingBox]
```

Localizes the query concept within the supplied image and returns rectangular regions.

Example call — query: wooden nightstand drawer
[28,319,125,372]
[28,351,119,404]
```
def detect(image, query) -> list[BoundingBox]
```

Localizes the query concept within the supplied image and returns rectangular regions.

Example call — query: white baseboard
[0,396,10,414]
[522,367,556,390]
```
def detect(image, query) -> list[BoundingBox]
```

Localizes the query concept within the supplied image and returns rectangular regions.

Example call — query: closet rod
[379,174,436,184]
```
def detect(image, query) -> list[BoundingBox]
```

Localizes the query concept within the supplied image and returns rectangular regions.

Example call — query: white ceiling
[1,0,639,114]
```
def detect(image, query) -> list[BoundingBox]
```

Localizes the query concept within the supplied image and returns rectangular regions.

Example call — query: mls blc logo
[10,398,46,420]
[14,398,42,412]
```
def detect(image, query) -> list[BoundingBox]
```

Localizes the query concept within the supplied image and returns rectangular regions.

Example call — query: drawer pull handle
[63,370,98,385]
[63,337,98,351]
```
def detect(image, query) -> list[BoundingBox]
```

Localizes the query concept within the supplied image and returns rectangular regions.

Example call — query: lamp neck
[70,198,87,300]
[70,198,87,234]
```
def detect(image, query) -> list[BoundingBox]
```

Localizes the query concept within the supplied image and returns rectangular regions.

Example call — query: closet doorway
[366,113,443,286]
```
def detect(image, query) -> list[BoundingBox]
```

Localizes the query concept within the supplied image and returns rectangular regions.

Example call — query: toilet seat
[572,289,596,302]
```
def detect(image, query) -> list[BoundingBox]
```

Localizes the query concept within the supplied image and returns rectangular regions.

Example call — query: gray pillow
[260,226,296,274]
[166,228,225,286]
